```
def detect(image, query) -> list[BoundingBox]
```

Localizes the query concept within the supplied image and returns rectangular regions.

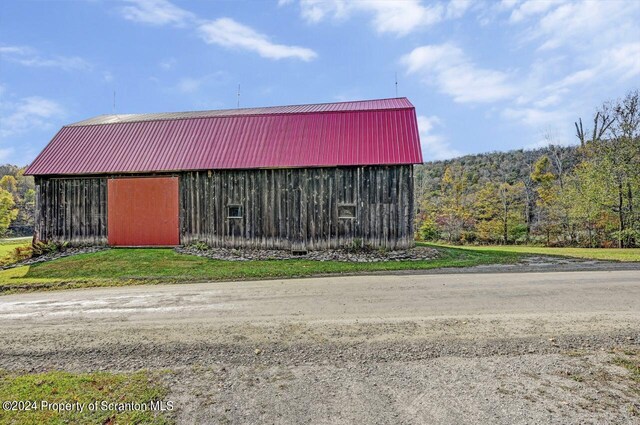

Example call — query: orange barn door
[108,177,180,246]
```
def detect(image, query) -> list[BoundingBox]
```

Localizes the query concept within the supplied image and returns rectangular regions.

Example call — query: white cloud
[402,43,516,103]
[296,0,460,36]
[446,0,474,19]
[499,0,519,10]
[541,42,640,96]
[176,77,203,94]
[417,115,462,160]
[502,107,565,128]
[171,71,228,94]
[159,57,177,70]
[515,1,640,52]
[118,1,316,61]
[0,96,65,139]
[385,0,639,151]
[605,42,640,80]
[508,0,562,23]
[0,45,90,71]
[119,0,195,26]
[198,18,317,61]
[103,71,114,83]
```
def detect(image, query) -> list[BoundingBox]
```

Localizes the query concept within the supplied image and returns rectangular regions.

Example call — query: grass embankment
[429,243,640,262]
[0,245,522,294]
[0,370,172,425]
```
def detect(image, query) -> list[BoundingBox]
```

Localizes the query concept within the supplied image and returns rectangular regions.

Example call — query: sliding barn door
[107,177,179,246]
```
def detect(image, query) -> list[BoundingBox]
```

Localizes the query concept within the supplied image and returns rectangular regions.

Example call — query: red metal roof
[25,98,423,176]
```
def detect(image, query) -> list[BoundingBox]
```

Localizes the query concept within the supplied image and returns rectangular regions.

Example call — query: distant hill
[414,144,581,199]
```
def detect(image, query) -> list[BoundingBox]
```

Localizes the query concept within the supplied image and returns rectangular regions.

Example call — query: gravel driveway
[1,270,639,424]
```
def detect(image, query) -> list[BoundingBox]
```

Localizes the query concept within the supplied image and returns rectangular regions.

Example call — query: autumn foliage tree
[0,188,18,237]
[414,88,639,248]
[0,166,35,236]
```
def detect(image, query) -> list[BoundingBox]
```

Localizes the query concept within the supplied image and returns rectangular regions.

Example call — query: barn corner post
[24,98,423,250]
[32,176,41,247]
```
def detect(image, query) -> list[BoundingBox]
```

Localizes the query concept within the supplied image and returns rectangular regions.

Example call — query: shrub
[190,241,209,251]
[418,219,440,241]
[460,231,477,244]
[32,241,69,257]
[345,238,364,252]
[0,245,33,265]
[12,245,32,261]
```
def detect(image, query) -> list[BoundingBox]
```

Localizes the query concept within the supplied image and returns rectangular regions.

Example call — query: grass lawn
[429,243,640,262]
[0,245,522,294]
[0,369,172,425]
[0,237,31,265]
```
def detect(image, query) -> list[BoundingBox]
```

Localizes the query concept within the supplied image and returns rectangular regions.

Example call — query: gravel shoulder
[1,270,639,424]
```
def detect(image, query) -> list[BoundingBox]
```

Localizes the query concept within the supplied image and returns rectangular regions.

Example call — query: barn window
[228,205,242,218]
[338,204,356,219]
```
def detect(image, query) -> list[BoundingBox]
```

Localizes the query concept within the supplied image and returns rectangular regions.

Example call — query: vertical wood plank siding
[180,165,414,250]
[34,165,414,249]
[34,177,108,245]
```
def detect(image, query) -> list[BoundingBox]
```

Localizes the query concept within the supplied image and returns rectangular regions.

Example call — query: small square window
[228,205,242,218]
[338,204,356,219]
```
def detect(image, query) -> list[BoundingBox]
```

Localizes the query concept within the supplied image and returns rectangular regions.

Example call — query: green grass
[0,245,522,294]
[0,369,172,425]
[0,237,31,266]
[0,237,31,245]
[428,243,640,262]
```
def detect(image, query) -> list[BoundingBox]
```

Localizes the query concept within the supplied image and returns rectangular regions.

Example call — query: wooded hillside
[415,89,640,248]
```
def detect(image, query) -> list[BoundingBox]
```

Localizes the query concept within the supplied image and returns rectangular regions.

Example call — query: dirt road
[2,270,639,424]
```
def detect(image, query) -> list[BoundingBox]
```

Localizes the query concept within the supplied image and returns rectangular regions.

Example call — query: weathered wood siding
[180,165,414,250]
[34,177,108,244]
[34,165,414,249]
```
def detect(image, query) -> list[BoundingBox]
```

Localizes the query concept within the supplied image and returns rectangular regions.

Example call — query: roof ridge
[66,98,414,127]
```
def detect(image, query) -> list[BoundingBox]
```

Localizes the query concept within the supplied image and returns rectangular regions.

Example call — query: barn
[25,98,423,251]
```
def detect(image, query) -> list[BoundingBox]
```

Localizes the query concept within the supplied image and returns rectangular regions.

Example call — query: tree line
[415,89,640,248]
[0,165,35,237]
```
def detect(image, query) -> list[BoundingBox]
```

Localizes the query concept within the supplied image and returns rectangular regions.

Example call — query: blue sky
[1,0,639,166]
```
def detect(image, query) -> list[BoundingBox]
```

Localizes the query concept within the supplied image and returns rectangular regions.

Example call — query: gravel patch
[176,245,440,262]
[165,350,640,425]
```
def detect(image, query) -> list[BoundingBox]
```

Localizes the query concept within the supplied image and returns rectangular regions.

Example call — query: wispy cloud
[517,0,640,51]
[173,72,225,94]
[0,45,91,71]
[119,0,195,26]
[103,71,114,83]
[176,77,202,93]
[446,0,474,19]
[508,0,563,23]
[417,115,462,160]
[118,0,317,61]
[401,0,640,141]
[402,43,515,103]
[502,106,567,128]
[159,57,177,70]
[294,0,462,36]
[0,96,65,139]
[198,18,317,61]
